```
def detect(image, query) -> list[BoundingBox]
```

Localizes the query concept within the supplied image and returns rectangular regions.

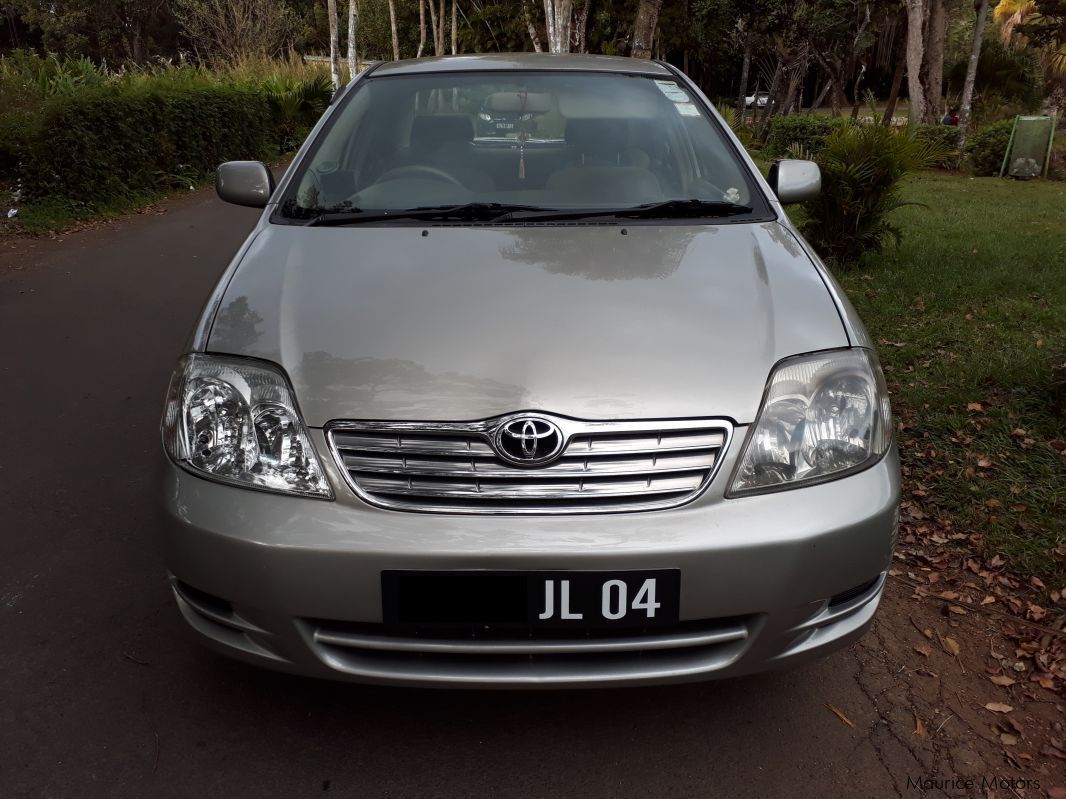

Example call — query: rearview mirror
[216,161,275,208]
[767,159,821,204]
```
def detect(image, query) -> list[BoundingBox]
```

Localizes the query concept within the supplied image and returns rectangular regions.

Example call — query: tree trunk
[630,0,663,59]
[327,0,341,90]
[572,0,592,53]
[387,0,400,59]
[735,26,752,122]
[904,0,928,125]
[451,0,457,54]
[810,81,832,110]
[439,0,447,54]
[957,0,990,147]
[428,0,440,54]
[542,0,573,53]
[348,0,359,80]
[921,0,946,122]
[417,0,427,57]
[882,47,906,125]
[850,64,866,118]
[523,0,543,52]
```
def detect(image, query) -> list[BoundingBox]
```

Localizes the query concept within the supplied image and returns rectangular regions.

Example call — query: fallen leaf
[966,402,984,411]
[1030,576,1045,588]
[984,702,1013,713]
[1001,733,1018,746]
[985,499,1002,509]
[989,675,1016,687]
[914,642,932,658]
[913,713,926,737]
[942,637,960,656]
[977,457,993,468]
[938,591,959,600]
[981,595,996,605]
[825,702,854,728]
[1032,674,1057,690]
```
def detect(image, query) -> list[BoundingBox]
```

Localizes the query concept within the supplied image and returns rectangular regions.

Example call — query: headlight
[478,112,492,121]
[161,354,332,499]
[729,348,892,495]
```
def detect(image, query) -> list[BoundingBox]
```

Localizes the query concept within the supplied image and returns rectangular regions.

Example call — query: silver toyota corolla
[160,53,900,688]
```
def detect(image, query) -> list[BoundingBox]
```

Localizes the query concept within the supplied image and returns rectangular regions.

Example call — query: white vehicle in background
[745,91,771,109]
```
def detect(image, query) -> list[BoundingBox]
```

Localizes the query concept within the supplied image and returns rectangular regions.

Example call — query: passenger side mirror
[767,159,821,204]
[216,161,275,208]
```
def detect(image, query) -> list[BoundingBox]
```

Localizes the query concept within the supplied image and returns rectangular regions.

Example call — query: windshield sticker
[654,80,691,103]
[674,102,701,117]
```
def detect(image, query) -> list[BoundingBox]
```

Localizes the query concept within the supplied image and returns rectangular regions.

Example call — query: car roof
[369,53,674,78]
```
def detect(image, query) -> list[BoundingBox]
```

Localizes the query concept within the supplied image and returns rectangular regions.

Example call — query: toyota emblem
[493,416,565,466]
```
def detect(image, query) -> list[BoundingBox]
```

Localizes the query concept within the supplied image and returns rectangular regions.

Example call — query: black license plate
[382,570,680,630]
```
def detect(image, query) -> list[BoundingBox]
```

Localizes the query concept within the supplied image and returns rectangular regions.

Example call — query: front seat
[408,115,495,191]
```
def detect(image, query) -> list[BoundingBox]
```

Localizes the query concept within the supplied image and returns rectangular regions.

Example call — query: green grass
[824,172,1066,585]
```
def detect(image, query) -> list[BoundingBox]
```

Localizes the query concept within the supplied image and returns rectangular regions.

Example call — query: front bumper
[160,431,900,688]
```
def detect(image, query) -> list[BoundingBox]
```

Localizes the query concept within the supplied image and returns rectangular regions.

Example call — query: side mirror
[216,161,275,208]
[767,159,821,204]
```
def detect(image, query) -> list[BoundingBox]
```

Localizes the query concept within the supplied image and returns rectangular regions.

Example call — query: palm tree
[994,0,1066,92]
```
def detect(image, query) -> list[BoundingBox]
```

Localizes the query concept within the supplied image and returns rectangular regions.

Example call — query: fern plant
[789,125,950,265]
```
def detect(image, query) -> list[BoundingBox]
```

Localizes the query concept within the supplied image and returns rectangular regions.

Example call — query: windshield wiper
[304,202,552,226]
[505,199,754,223]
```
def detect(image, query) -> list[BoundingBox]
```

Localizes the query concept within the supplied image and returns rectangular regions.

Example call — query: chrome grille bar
[326,415,732,514]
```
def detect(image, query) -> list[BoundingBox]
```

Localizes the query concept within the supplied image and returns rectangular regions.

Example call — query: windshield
[277,70,768,223]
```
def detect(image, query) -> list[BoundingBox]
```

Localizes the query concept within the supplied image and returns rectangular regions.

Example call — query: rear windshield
[276,70,768,222]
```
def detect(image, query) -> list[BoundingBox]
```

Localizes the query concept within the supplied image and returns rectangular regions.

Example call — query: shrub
[964,119,1016,177]
[914,124,961,168]
[17,84,277,206]
[764,115,854,158]
[791,125,951,265]
[0,52,332,225]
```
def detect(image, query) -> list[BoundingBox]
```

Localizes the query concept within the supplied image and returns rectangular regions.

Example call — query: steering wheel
[375,165,465,188]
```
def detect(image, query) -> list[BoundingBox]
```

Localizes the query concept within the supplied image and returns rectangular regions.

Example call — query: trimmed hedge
[763,115,855,158]
[17,84,277,205]
[964,119,1015,177]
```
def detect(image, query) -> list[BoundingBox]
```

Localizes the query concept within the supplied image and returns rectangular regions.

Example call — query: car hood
[207,222,847,426]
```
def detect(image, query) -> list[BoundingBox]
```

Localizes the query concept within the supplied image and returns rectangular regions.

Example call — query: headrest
[410,115,474,152]
[565,119,627,154]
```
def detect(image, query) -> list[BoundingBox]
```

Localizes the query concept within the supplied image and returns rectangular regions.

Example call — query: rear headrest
[410,115,474,153]
[565,119,628,156]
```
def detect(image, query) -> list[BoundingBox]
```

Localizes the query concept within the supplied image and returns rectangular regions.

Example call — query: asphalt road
[0,190,920,798]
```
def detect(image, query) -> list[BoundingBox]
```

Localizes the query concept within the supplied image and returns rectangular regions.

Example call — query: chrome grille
[326,416,731,514]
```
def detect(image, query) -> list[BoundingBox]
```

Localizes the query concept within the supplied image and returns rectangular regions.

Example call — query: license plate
[382,570,680,630]
[496,122,514,130]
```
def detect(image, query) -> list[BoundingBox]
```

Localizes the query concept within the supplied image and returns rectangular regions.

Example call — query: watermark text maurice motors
[907,775,1040,792]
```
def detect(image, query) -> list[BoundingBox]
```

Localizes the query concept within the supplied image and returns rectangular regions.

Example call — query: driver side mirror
[216,161,275,208]
[767,159,821,204]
